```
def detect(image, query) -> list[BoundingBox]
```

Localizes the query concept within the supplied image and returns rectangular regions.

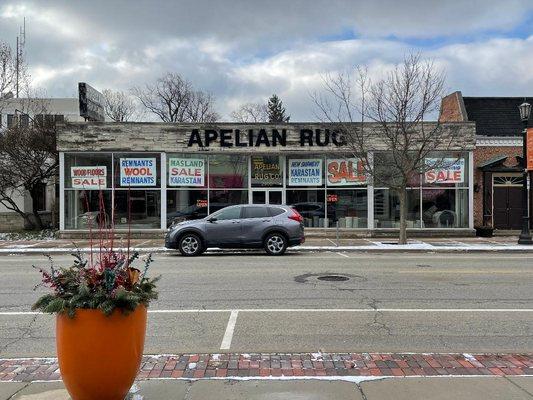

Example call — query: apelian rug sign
[71,166,107,189]
[527,128,533,171]
[327,158,366,186]
[424,158,465,184]
[168,158,205,186]
[120,158,156,186]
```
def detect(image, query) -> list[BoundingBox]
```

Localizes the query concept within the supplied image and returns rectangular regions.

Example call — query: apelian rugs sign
[168,158,205,187]
[71,166,107,189]
[527,128,533,171]
[120,158,156,186]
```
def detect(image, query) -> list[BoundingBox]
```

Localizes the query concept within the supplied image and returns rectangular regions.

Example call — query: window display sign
[251,156,282,186]
[71,166,107,189]
[168,158,205,186]
[327,158,366,186]
[288,159,322,186]
[120,158,156,186]
[424,158,465,183]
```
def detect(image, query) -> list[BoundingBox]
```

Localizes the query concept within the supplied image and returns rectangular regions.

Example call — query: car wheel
[178,233,203,257]
[264,232,287,256]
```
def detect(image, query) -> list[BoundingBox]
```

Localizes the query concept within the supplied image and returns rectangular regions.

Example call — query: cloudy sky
[1,0,532,121]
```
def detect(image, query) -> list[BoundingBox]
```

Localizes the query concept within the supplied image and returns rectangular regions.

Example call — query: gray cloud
[0,1,532,120]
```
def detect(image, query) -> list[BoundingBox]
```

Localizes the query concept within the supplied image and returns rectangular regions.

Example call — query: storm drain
[317,275,350,282]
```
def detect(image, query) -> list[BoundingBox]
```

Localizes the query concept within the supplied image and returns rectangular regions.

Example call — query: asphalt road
[1,251,533,357]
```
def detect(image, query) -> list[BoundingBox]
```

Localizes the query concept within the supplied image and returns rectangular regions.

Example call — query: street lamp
[518,101,532,244]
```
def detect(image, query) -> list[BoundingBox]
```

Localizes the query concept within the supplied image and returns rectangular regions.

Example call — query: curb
[0,245,532,255]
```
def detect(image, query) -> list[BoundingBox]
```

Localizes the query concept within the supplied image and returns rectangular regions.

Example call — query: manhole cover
[317,275,350,282]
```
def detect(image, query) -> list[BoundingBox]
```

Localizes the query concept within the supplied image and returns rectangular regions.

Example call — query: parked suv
[165,205,305,256]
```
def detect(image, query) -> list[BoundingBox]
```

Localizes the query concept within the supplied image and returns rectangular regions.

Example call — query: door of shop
[251,189,283,205]
[493,186,522,229]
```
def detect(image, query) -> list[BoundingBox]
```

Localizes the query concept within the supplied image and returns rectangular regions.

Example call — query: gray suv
[165,205,305,256]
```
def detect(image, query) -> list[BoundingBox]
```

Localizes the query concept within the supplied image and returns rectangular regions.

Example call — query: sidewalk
[2,352,533,399]
[0,236,531,254]
[3,376,533,399]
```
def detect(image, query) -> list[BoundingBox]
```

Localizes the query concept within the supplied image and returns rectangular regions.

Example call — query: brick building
[440,92,533,230]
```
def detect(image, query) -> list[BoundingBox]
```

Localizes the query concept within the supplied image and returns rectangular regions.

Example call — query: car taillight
[288,209,304,223]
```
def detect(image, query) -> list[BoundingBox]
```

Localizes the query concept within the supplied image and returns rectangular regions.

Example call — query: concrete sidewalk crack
[7,382,31,400]
[355,383,369,400]
[504,376,533,398]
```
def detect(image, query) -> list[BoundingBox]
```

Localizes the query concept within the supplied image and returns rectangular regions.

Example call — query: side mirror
[207,217,217,223]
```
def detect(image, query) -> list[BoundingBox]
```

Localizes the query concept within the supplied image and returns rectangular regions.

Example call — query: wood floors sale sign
[120,158,156,186]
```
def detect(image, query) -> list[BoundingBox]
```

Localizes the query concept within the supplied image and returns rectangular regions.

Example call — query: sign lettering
[168,158,205,187]
[71,166,107,189]
[120,158,156,186]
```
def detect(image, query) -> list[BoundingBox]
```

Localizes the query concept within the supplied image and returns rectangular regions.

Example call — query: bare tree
[314,54,463,244]
[0,99,58,229]
[230,102,268,123]
[132,72,219,122]
[102,89,138,122]
[0,41,15,98]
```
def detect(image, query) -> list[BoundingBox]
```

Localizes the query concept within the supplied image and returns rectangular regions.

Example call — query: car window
[243,206,270,219]
[214,207,241,220]
[269,207,285,216]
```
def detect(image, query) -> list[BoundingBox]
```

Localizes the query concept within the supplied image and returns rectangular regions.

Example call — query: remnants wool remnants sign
[120,158,156,186]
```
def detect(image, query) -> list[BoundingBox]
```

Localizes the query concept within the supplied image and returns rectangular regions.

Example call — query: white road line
[326,239,338,246]
[220,310,239,350]
[336,252,350,258]
[4,308,533,316]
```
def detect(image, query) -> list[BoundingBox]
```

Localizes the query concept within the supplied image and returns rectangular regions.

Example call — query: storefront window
[167,154,207,188]
[326,189,368,228]
[209,155,248,188]
[374,189,421,228]
[114,190,161,229]
[287,189,326,227]
[251,155,282,187]
[209,190,248,213]
[65,153,112,189]
[166,190,208,226]
[287,156,325,188]
[113,153,161,188]
[64,190,112,229]
[422,189,468,228]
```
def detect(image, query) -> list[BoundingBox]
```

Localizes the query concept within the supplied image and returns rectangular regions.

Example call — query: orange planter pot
[56,306,147,400]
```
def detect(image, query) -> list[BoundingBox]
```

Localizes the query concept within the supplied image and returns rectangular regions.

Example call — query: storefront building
[440,92,533,230]
[57,122,475,235]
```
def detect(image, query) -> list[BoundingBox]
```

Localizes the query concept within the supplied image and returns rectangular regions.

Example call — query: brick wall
[439,92,467,122]
[0,212,25,232]
[473,146,522,227]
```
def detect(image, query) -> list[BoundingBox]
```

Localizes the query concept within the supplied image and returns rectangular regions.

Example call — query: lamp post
[518,101,532,244]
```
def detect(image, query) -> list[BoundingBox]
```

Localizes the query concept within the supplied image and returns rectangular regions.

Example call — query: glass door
[251,189,283,204]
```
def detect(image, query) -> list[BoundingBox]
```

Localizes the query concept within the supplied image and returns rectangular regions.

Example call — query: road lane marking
[4,308,533,316]
[220,310,239,350]
[326,239,338,246]
[336,252,350,258]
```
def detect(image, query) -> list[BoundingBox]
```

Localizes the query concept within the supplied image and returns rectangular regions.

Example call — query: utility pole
[15,18,26,98]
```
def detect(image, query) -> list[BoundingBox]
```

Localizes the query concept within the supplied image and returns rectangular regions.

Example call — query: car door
[205,206,243,246]
[240,206,274,245]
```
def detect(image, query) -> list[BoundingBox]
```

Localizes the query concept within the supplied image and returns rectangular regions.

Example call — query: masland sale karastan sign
[424,158,465,184]
[288,159,322,186]
[71,166,107,189]
[120,158,156,186]
[168,158,205,186]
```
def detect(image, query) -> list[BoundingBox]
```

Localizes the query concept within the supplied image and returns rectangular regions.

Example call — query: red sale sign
[327,158,366,186]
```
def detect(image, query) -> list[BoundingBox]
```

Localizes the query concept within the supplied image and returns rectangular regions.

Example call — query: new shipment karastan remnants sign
[326,158,366,186]
[71,166,107,189]
[424,158,465,184]
[168,158,205,187]
[288,159,322,186]
[120,158,156,186]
